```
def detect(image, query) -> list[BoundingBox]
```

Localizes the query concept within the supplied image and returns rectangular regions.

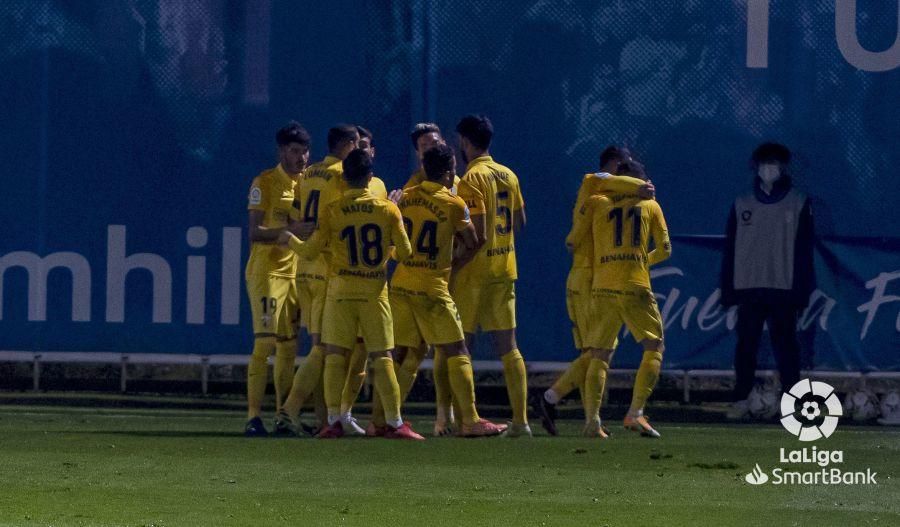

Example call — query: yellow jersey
[404,168,461,195]
[456,155,524,281]
[294,155,387,281]
[246,164,297,278]
[572,192,671,291]
[568,173,649,270]
[294,156,343,280]
[392,181,471,296]
[289,188,412,298]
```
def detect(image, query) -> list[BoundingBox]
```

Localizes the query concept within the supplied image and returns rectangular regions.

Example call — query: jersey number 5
[340,223,383,267]
[496,191,512,235]
[607,206,642,247]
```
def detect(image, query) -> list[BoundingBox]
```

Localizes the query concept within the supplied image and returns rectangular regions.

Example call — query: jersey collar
[420,180,447,193]
[466,155,493,171]
[323,155,342,167]
[586,171,613,179]
[343,188,370,198]
[274,164,295,186]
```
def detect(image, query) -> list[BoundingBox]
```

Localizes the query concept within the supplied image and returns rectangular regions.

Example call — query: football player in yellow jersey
[366,144,507,438]
[452,114,531,437]
[394,122,461,435]
[334,125,391,434]
[277,125,358,435]
[537,146,655,437]
[568,160,672,438]
[244,122,310,437]
[279,149,424,440]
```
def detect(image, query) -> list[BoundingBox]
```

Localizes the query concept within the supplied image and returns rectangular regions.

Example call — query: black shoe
[244,416,269,437]
[536,394,559,437]
[271,412,297,437]
[299,422,321,437]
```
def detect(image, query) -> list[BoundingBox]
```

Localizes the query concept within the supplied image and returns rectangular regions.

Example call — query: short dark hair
[342,148,373,186]
[455,114,493,150]
[276,121,311,147]
[751,142,791,166]
[356,125,373,141]
[617,160,647,181]
[410,122,442,149]
[422,144,455,182]
[599,145,631,168]
[327,124,359,152]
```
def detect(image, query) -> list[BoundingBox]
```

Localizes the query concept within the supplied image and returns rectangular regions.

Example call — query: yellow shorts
[566,268,592,350]
[321,294,394,352]
[246,274,297,339]
[585,288,663,350]
[452,279,516,333]
[296,277,326,335]
[391,288,465,348]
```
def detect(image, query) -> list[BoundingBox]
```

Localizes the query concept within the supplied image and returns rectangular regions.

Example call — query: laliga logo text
[744,379,877,486]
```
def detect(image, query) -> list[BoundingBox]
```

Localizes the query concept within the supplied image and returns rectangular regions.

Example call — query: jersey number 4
[608,206,642,247]
[340,223,383,267]
[303,190,320,223]
[403,218,439,260]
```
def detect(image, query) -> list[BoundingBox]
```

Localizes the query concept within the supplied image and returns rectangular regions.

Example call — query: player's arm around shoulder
[566,195,596,251]
[456,178,487,250]
[450,195,478,267]
[386,201,413,261]
[647,200,672,266]
[278,200,331,259]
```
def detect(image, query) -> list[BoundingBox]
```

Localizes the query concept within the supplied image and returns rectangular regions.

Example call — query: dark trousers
[733,303,801,401]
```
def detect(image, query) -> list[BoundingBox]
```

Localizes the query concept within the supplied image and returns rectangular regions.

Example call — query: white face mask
[758,163,781,185]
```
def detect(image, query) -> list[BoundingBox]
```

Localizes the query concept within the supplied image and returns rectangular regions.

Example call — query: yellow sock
[397,346,426,401]
[340,342,368,414]
[282,344,325,419]
[501,349,528,425]
[433,348,453,423]
[312,376,327,427]
[371,356,402,427]
[583,358,609,421]
[370,358,399,427]
[447,355,480,426]
[630,350,663,416]
[274,339,297,412]
[323,353,347,424]
[247,337,275,419]
[549,351,590,400]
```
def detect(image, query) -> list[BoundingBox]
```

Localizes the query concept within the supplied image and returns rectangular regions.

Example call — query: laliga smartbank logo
[779,378,842,441]
[744,379,877,486]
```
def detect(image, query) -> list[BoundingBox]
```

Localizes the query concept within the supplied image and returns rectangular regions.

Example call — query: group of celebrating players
[244,114,670,441]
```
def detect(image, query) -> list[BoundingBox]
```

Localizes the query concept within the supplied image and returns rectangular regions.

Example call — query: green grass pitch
[0,406,897,527]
